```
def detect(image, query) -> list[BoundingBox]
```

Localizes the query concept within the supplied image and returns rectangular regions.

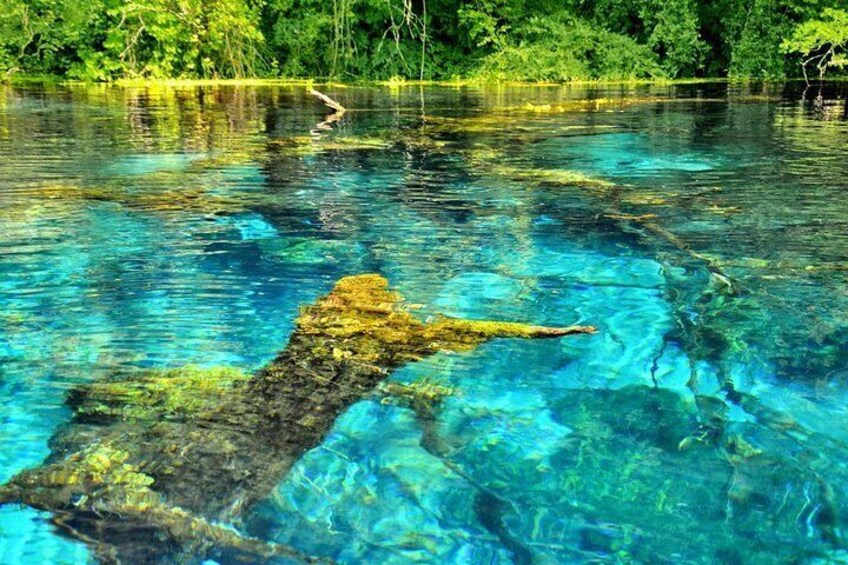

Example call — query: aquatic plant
[545,385,844,562]
[465,147,615,192]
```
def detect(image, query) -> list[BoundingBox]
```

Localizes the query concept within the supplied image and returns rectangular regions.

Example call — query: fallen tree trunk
[0,273,595,564]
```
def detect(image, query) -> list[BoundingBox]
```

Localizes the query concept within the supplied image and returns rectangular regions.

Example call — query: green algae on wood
[495,165,615,189]
[70,366,250,422]
[467,150,615,191]
[0,273,595,564]
[270,134,395,156]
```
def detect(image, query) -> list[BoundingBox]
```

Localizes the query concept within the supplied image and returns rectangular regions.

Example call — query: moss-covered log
[0,273,595,564]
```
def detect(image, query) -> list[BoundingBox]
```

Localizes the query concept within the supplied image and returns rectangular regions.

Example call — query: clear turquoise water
[1,82,848,563]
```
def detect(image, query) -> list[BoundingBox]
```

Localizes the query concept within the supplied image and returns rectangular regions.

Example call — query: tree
[727,0,793,78]
[782,8,848,83]
[99,0,266,79]
[1,0,847,81]
[640,0,706,77]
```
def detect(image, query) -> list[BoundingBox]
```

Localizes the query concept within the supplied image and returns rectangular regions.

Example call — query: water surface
[1,81,848,563]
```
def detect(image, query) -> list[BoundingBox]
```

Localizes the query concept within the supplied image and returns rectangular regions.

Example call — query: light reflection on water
[1,82,848,563]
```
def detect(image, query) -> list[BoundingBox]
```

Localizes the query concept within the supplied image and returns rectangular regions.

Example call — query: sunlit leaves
[782,8,848,80]
[0,0,847,80]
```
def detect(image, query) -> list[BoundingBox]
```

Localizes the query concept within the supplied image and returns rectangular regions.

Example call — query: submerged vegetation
[0,0,847,81]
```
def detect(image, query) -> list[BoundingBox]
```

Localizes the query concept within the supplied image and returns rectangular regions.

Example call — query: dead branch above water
[309,88,346,114]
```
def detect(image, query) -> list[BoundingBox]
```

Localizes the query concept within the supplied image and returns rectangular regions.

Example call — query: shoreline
[4,75,841,89]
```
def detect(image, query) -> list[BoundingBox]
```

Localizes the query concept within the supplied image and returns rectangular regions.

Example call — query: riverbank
[7,74,840,90]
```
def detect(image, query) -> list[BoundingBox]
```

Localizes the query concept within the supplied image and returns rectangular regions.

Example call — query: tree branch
[309,88,346,114]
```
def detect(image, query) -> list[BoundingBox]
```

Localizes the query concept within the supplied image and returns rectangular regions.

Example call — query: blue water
[1,82,848,563]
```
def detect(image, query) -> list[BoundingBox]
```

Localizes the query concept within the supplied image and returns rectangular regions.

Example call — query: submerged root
[468,142,740,294]
[423,317,596,352]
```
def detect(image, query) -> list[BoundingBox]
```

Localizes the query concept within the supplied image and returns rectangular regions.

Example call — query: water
[0,81,847,564]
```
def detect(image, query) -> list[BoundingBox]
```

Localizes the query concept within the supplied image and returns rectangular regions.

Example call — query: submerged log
[0,273,595,564]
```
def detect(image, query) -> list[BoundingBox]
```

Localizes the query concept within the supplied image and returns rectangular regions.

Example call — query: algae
[269,133,395,157]
[487,163,616,191]
[545,385,843,563]
[70,366,250,422]
[5,181,259,217]
[378,379,456,415]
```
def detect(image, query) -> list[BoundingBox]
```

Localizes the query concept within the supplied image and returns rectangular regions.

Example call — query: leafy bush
[728,0,792,78]
[473,16,664,81]
[782,8,848,81]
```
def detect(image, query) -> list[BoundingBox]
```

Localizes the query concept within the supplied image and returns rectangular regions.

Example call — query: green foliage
[726,0,845,79]
[265,0,434,79]
[728,0,792,78]
[639,0,706,76]
[782,8,848,80]
[265,0,334,77]
[0,0,108,75]
[0,0,846,80]
[1,0,266,79]
[102,0,265,79]
[569,0,706,77]
[465,10,665,81]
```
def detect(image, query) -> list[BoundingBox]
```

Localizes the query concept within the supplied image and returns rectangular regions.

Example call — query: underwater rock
[252,399,513,564]
[0,274,595,564]
[539,133,719,176]
[535,385,844,563]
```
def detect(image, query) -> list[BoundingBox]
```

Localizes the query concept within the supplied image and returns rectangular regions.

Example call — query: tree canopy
[782,8,848,82]
[0,0,846,81]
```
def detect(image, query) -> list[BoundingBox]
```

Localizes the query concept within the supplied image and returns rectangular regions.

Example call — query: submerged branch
[0,273,595,563]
